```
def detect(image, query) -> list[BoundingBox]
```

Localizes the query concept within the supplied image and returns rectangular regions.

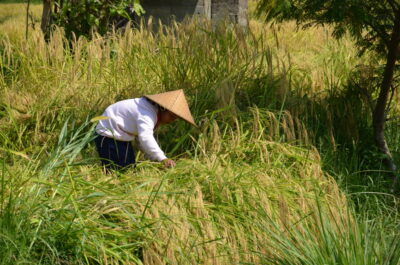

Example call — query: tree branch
[386,0,399,14]
[351,78,375,114]
[366,21,391,48]
[385,84,397,114]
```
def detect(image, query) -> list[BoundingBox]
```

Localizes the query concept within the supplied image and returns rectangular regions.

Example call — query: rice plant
[0,2,399,264]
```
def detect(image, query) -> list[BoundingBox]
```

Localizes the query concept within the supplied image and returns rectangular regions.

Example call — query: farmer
[95,89,196,170]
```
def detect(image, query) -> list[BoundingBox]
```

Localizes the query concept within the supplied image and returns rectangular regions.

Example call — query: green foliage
[256,0,400,192]
[0,18,397,193]
[51,0,144,38]
[256,0,398,57]
[0,0,41,3]
[1,8,400,262]
[0,117,398,264]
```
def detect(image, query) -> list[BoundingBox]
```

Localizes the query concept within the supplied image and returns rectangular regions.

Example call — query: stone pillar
[210,0,248,27]
[237,0,248,27]
[201,0,211,19]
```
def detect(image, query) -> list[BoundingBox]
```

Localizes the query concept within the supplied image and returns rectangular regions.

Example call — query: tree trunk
[26,0,31,40]
[41,0,52,34]
[372,10,400,192]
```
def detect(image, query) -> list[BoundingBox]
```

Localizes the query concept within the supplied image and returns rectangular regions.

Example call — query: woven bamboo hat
[144,89,196,126]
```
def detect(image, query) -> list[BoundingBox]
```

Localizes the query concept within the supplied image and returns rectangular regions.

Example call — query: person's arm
[162,159,176,168]
[136,114,168,162]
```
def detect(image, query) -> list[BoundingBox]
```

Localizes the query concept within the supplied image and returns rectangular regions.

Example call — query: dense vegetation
[257,0,400,192]
[0,2,399,264]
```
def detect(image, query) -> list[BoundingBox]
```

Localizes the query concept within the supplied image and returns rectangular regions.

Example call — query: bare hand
[162,159,176,168]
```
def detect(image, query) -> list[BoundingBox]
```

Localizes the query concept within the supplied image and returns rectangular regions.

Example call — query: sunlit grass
[0,3,42,42]
[0,2,399,264]
[1,116,398,264]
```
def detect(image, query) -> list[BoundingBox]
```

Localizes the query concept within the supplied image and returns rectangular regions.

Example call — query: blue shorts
[94,133,136,170]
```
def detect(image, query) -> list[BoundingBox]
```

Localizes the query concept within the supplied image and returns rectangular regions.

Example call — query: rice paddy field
[0,1,400,264]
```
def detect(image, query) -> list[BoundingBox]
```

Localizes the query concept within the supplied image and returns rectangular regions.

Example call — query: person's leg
[113,139,136,169]
[94,134,113,168]
[95,134,135,170]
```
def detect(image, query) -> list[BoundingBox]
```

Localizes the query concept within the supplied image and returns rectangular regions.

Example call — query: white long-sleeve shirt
[95,97,167,161]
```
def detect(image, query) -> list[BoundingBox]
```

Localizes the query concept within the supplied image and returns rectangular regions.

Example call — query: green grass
[0,3,399,264]
[1,117,398,264]
[0,0,42,3]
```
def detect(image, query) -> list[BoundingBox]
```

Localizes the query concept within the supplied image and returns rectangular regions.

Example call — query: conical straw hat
[144,89,196,126]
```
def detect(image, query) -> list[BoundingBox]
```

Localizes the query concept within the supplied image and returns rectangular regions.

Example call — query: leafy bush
[50,0,144,39]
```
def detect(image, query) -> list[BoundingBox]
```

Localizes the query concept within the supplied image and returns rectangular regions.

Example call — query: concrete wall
[141,0,205,24]
[211,0,237,22]
[141,0,247,27]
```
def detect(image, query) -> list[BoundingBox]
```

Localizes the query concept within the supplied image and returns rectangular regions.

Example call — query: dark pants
[94,134,136,170]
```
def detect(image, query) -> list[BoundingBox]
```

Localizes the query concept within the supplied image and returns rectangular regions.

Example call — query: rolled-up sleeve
[137,115,167,162]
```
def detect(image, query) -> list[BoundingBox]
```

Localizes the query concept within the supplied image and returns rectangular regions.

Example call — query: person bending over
[94,89,196,170]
